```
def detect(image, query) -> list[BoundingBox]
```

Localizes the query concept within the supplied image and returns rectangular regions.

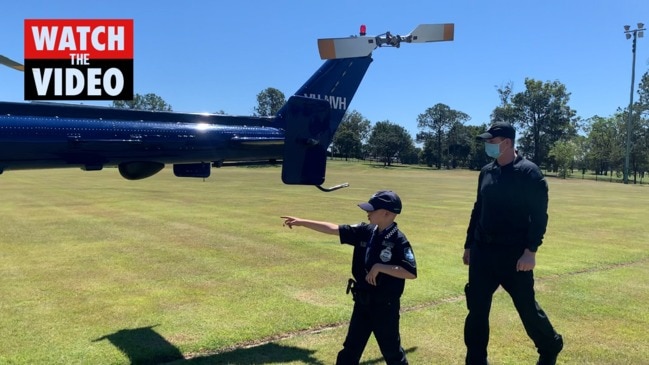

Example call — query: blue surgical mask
[484,141,503,158]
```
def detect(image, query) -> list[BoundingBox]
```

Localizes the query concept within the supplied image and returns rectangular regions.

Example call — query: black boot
[537,334,563,365]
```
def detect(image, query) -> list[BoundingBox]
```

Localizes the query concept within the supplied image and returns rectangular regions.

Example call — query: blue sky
[1,0,648,137]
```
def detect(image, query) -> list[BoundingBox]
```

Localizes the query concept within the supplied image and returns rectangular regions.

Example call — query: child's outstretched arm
[281,216,339,236]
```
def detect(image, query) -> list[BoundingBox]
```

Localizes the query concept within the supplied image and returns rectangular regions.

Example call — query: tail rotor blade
[408,23,455,43]
[318,37,377,60]
[317,23,455,59]
[0,55,25,72]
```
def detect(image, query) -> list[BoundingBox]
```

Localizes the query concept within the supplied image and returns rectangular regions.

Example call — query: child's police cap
[358,190,402,214]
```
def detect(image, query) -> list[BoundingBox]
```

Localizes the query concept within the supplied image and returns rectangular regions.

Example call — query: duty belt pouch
[346,278,369,305]
[346,278,356,295]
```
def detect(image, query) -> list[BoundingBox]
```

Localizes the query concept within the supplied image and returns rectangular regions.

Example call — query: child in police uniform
[282,190,417,365]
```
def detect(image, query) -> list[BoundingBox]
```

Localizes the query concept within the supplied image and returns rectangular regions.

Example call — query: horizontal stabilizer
[0,55,25,71]
[318,23,454,59]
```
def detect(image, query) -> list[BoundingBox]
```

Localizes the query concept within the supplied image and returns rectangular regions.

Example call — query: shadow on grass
[94,326,417,365]
[175,345,418,365]
[93,325,184,364]
[359,346,418,365]
[94,326,321,364]
[176,342,324,364]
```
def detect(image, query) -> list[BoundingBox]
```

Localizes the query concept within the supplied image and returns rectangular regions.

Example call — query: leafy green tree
[571,135,589,176]
[584,115,624,176]
[491,81,518,124]
[112,93,172,111]
[613,113,632,179]
[253,87,285,116]
[627,113,649,183]
[418,139,438,168]
[637,71,649,117]
[549,139,579,178]
[446,121,475,168]
[367,121,414,166]
[627,71,649,182]
[332,110,371,160]
[494,78,577,168]
[465,124,492,170]
[639,117,649,182]
[416,103,470,169]
[399,145,420,165]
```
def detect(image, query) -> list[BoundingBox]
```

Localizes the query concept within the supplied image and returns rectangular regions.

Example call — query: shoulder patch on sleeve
[403,247,416,268]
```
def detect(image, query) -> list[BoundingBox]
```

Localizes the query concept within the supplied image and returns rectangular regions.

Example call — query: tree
[629,71,649,183]
[549,139,579,179]
[367,121,414,166]
[111,93,172,111]
[584,115,624,176]
[253,87,285,117]
[446,121,475,168]
[416,103,470,169]
[418,140,438,168]
[494,78,577,168]
[571,135,589,176]
[332,110,371,160]
[637,71,649,117]
[464,124,492,170]
[399,145,420,165]
[491,81,518,124]
[627,112,649,183]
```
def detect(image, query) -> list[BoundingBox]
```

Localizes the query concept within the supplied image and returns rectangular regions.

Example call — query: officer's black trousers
[336,297,408,365]
[464,246,563,365]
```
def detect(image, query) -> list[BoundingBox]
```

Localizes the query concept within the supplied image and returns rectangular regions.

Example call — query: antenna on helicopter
[316,182,350,192]
[317,23,454,60]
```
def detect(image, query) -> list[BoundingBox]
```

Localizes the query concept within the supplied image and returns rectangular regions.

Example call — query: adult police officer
[463,122,563,365]
[282,190,417,365]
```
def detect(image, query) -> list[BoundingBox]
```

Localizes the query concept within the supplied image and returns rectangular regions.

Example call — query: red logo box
[24,19,134,100]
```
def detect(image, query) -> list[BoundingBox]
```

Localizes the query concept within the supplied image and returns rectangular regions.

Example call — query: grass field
[0,161,647,364]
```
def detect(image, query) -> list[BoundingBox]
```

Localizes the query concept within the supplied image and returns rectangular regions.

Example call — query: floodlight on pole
[623,23,646,184]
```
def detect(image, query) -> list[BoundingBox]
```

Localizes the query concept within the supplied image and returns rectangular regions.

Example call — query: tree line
[333,70,649,184]
[113,67,649,184]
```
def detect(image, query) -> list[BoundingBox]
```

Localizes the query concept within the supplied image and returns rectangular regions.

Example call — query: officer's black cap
[476,121,516,141]
[358,190,402,215]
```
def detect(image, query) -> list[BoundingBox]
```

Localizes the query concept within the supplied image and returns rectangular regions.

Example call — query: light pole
[623,23,645,184]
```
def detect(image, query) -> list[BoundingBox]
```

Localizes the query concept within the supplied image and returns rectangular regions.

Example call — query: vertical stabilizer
[279,57,372,186]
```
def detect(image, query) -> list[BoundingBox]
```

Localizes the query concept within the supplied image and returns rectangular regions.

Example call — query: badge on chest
[379,241,394,262]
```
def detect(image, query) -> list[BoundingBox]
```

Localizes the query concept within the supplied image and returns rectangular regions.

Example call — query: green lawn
[0,161,647,364]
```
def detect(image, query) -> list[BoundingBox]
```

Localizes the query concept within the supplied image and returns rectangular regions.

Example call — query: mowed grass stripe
[0,161,647,364]
[178,256,649,364]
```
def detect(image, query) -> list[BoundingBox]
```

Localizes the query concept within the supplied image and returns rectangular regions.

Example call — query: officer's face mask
[484,140,504,158]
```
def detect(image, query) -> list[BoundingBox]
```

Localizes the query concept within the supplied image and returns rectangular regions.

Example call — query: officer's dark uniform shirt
[464,155,548,252]
[338,222,417,299]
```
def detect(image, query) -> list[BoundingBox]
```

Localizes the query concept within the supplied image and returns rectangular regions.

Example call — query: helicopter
[0,24,453,191]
